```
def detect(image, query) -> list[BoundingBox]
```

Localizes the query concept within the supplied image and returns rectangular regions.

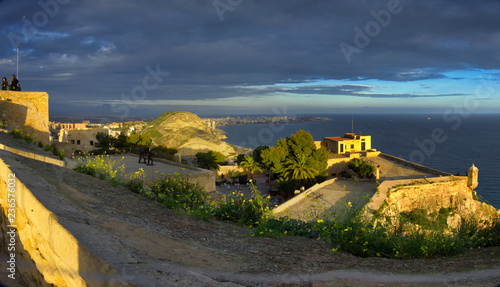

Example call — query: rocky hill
[142,111,237,157]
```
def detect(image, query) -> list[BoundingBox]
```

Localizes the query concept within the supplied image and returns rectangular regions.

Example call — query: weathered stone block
[0,91,49,144]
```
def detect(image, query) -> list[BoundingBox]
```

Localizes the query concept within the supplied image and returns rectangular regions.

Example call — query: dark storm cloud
[1,0,499,115]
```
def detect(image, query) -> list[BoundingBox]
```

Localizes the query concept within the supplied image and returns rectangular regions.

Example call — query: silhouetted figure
[456,171,460,176]
[138,148,146,163]
[16,83,21,91]
[9,74,18,91]
[147,150,154,166]
[1,77,7,90]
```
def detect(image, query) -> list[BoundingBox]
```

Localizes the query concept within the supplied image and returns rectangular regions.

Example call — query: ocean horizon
[220,114,500,209]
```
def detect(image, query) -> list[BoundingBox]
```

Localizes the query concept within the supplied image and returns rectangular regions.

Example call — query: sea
[219,114,500,209]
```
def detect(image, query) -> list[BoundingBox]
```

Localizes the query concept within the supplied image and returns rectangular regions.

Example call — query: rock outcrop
[142,111,237,157]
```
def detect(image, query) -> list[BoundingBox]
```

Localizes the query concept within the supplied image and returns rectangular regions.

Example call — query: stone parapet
[379,153,451,176]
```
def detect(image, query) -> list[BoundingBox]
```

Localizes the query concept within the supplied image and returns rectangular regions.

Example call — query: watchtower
[467,164,478,190]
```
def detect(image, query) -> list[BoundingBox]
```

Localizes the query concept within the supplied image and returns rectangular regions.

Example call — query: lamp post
[16,46,19,78]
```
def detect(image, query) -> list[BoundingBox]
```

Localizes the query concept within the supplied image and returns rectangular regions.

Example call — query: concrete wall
[0,91,50,144]
[0,151,121,286]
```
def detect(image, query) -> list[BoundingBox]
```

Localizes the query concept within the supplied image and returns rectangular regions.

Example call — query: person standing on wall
[9,74,19,91]
[1,77,8,90]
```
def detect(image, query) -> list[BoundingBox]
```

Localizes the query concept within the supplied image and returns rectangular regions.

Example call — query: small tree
[195,151,225,170]
[114,132,129,149]
[239,155,263,180]
[95,132,112,151]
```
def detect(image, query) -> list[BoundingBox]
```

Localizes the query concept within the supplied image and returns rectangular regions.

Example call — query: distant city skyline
[1,0,500,118]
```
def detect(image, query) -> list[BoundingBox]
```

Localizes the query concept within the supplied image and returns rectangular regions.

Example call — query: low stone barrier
[379,153,451,176]
[273,178,338,215]
[0,143,65,167]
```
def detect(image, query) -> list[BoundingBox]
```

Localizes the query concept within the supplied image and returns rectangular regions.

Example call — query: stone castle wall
[364,176,499,227]
[0,150,121,286]
[0,91,50,144]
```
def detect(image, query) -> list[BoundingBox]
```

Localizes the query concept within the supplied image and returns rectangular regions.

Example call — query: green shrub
[127,168,145,193]
[253,217,317,238]
[348,158,376,178]
[75,165,96,177]
[73,152,125,184]
[23,134,33,144]
[9,129,24,139]
[149,172,209,211]
[58,149,65,160]
[214,183,272,227]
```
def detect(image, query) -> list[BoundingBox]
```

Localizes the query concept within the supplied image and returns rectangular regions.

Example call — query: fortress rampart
[364,175,499,226]
[0,91,50,144]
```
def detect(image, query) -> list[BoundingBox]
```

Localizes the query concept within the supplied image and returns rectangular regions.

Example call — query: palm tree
[283,153,317,186]
[228,169,240,185]
[195,151,220,170]
[239,155,263,180]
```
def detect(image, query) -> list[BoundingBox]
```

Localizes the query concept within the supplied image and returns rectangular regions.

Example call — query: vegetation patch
[348,158,376,178]
[73,147,500,261]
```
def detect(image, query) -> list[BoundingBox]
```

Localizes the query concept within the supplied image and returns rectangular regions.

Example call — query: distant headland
[205,115,331,127]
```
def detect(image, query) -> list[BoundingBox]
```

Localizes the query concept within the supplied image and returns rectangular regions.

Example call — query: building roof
[344,133,368,137]
[325,137,351,142]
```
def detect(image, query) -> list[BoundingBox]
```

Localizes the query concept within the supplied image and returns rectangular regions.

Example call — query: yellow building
[323,133,372,154]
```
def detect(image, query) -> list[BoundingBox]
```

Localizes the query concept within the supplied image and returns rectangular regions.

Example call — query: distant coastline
[204,116,331,127]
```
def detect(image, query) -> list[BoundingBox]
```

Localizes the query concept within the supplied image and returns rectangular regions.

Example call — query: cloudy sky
[1,0,499,119]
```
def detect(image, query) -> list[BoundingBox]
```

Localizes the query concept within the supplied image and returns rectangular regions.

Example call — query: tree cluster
[95,132,128,151]
[260,130,329,194]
